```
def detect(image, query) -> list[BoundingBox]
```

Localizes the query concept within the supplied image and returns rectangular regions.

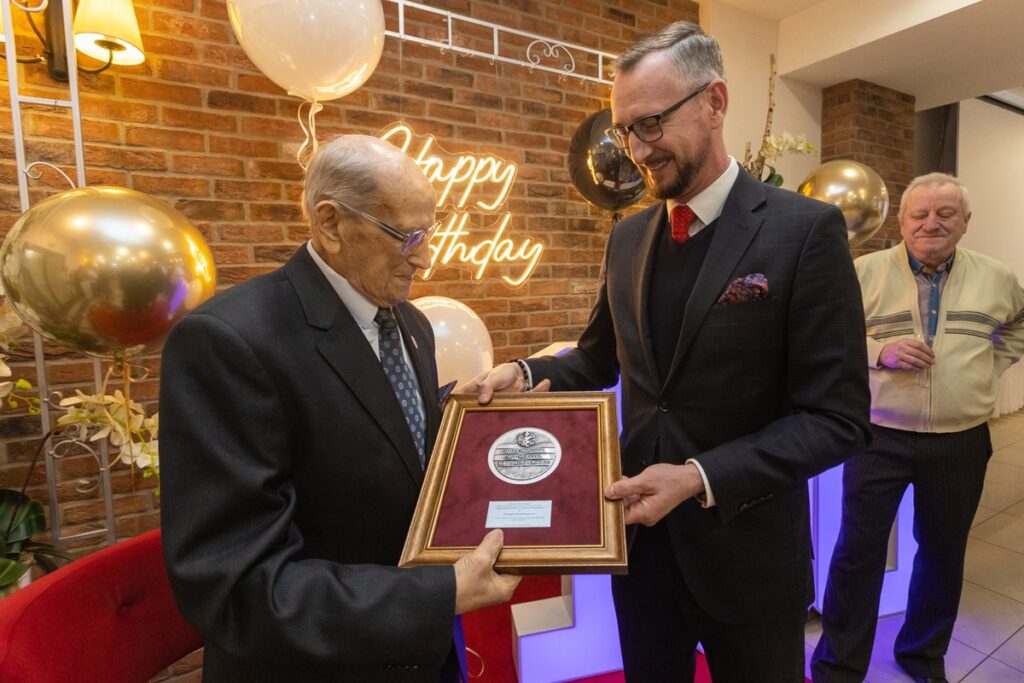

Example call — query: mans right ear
[313,201,342,250]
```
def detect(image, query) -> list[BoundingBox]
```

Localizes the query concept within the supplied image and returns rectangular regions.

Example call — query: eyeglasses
[605,82,710,149]
[329,197,440,256]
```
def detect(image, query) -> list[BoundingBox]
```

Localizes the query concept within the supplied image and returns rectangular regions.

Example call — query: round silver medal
[487,427,562,485]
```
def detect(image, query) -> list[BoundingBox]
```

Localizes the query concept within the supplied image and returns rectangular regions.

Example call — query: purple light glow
[812,464,916,616]
[513,345,914,682]
[513,575,623,683]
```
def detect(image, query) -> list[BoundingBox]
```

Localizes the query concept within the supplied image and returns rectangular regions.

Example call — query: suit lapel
[634,204,666,387]
[285,248,425,486]
[664,172,766,383]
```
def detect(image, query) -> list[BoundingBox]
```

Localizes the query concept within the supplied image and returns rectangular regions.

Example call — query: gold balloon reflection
[797,160,890,247]
[0,186,217,359]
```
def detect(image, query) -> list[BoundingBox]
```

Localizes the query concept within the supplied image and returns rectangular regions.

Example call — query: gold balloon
[797,160,890,247]
[0,186,216,359]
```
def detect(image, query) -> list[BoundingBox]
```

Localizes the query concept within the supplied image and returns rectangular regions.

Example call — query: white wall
[957,98,1024,285]
[701,1,822,191]
[957,97,1024,414]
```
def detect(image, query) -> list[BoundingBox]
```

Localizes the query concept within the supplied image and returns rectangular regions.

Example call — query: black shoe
[899,668,948,682]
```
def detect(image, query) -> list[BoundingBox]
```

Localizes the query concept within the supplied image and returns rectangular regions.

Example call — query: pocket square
[715,273,769,306]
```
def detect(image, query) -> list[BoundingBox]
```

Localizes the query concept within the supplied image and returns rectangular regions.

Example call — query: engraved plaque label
[487,427,562,485]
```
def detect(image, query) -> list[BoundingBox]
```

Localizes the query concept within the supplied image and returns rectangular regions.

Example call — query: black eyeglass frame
[329,197,441,256]
[605,82,711,149]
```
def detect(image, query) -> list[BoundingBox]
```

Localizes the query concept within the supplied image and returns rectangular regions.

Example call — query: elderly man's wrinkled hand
[453,529,521,615]
[879,339,935,370]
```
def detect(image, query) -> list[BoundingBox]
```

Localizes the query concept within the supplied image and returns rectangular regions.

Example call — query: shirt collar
[666,156,740,230]
[906,245,955,276]
[306,241,379,330]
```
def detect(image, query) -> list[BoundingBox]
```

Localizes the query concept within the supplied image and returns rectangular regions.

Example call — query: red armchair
[0,528,203,682]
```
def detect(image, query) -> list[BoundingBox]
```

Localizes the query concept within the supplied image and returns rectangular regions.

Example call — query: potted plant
[0,489,70,596]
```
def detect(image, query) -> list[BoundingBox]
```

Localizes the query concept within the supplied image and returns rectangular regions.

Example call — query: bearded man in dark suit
[471,21,871,683]
[160,135,519,682]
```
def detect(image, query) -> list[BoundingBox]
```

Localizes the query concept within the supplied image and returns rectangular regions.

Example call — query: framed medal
[399,391,628,575]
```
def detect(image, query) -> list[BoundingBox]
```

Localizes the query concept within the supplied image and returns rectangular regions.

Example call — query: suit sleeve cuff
[685,458,715,508]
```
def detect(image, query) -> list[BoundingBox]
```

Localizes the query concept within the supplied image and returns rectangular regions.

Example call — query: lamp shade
[73,0,145,65]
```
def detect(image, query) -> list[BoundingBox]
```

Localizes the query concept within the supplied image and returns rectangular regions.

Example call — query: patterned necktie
[670,204,696,244]
[374,307,426,467]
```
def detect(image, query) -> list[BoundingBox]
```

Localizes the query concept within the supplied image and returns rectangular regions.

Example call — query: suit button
[658,401,669,413]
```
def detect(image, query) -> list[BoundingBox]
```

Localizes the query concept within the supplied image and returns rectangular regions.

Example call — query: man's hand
[457,363,551,405]
[453,529,521,615]
[604,463,706,526]
[879,339,935,370]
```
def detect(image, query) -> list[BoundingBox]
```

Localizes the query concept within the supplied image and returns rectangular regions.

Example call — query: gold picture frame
[400,391,627,575]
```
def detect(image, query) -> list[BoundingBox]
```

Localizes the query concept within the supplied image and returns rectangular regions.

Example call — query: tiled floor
[804,411,1024,682]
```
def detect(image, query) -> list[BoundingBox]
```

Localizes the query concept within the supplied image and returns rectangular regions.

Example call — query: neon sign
[379,123,543,287]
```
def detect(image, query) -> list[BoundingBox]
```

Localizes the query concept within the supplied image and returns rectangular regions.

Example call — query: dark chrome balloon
[568,108,647,213]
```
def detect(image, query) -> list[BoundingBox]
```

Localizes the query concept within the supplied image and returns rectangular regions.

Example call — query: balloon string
[296,98,324,170]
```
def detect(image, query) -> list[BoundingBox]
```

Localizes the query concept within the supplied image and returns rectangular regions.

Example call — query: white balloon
[226,0,385,102]
[412,296,494,387]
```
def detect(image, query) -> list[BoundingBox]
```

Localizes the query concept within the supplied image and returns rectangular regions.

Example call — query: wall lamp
[1,0,145,81]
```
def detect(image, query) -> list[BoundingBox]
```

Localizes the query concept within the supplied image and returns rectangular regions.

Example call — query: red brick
[156,59,232,87]
[126,126,205,151]
[208,135,279,158]
[152,11,229,41]
[172,154,244,176]
[175,199,245,221]
[207,90,278,115]
[214,179,283,201]
[133,174,210,197]
[121,78,203,106]
[162,107,238,133]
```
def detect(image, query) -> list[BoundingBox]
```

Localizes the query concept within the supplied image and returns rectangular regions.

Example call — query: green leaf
[0,491,46,551]
[0,557,29,592]
[766,172,784,187]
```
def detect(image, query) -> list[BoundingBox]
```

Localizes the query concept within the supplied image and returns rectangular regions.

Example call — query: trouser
[811,422,991,682]
[612,521,806,683]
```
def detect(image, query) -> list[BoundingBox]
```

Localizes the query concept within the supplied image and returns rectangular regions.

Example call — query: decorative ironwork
[384,0,615,85]
[526,40,576,76]
[24,161,77,188]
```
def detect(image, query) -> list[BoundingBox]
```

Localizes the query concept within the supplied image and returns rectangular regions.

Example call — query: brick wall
[1,0,697,678]
[820,79,916,258]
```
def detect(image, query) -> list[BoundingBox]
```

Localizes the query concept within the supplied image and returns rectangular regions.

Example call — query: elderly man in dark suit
[160,135,519,682]
[471,21,871,683]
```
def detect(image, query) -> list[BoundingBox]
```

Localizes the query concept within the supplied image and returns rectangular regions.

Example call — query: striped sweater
[857,244,1024,432]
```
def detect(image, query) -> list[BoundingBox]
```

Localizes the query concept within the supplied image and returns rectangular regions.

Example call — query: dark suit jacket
[160,246,457,682]
[530,169,872,623]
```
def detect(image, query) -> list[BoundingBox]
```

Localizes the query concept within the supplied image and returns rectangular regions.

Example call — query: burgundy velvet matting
[462,576,811,682]
[432,408,600,548]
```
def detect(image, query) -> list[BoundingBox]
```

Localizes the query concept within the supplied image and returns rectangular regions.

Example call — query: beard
[642,138,710,201]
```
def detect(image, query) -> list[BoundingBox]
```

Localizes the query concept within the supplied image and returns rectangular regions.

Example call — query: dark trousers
[811,423,992,682]
[611,521,806,683]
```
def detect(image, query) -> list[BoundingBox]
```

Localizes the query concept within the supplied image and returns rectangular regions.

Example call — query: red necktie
[670,205,696,244]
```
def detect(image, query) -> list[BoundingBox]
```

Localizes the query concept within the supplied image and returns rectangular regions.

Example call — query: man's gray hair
[301,136,382,224]
[613,21,725,87]
[899,172,972,222]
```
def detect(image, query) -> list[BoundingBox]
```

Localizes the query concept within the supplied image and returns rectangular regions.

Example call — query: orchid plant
[0,299,39,415]
[741,54,816,187]
[57,382,160,479]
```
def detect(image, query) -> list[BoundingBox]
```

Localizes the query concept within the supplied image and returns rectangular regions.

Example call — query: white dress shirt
[306,242,426,424]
